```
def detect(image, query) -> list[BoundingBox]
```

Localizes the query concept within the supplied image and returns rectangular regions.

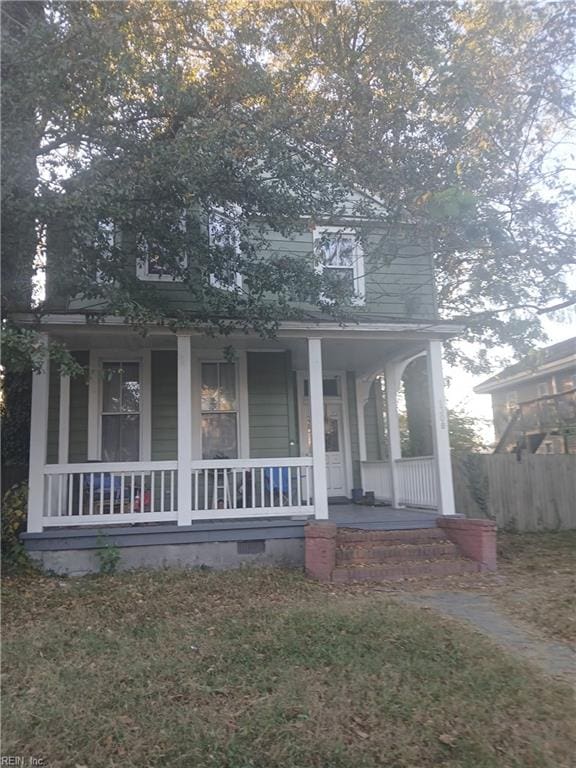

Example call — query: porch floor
[328,503,438,530]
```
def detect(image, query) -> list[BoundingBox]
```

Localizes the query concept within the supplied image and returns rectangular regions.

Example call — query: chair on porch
[263,466,290,507]
[81,471,151,513]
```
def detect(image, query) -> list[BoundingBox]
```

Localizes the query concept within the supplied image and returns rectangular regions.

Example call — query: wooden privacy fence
[452,453,576,532]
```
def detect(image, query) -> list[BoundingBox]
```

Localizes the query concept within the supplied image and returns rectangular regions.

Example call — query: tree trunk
[1,1,45,312]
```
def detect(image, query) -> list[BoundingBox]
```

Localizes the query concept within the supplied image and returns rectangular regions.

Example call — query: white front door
[324,402,346,496]
[304,400,346,497]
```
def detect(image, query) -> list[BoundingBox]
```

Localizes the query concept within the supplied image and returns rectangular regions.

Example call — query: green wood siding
[248,352,294,458]
[69,352,89,462]
[46,363,60,464]
[151,351,178,460]
[53,218,437,322]
[147,350,297,460]
[47,353,89,464]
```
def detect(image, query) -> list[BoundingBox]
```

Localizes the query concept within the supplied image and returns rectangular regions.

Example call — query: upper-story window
[93,220,120,283]
[136,214,188,281]
[209,212,243,291]
[138,250,188,281]
[313,227,365,304]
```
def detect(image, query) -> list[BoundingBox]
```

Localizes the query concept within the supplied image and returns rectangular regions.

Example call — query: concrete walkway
[396,591,576,683]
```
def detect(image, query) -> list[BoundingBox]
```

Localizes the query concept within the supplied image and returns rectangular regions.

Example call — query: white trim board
[296,369,354,499]
[87,350,152,461]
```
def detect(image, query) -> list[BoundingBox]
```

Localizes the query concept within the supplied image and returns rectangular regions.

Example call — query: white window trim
[199,360,241,460]
[209,271,243,292]
[88,350,151,461]
[209,211,243,292]
[313,226,365,306]
[190,349,249,459]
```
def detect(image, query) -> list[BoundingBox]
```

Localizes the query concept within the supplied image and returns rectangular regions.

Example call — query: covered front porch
[26,318,457,534]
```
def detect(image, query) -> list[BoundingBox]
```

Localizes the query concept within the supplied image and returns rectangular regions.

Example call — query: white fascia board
[12,313,462,339]
[276,321,462,336]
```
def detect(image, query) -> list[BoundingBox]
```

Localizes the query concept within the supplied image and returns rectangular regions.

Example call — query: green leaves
[2,1,575,372]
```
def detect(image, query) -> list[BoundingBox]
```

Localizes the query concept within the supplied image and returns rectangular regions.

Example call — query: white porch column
[308,337,329,519]
[384,362,402,508]
[27,334,50,533]
[177,334,193,526]
[427,340,456,515]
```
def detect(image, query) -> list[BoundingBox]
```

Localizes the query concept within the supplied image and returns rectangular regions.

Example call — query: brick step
[335,541,459,566]
[336,527,446,546]
[332,557,482,584]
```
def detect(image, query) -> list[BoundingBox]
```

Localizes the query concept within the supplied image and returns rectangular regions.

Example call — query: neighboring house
[475,338,576,454]
[15,204,467,575]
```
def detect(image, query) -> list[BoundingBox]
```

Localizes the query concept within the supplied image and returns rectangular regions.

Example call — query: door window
[324,406,340,452]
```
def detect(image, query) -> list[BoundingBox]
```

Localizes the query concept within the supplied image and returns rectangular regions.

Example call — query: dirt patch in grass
[2,568,575,768]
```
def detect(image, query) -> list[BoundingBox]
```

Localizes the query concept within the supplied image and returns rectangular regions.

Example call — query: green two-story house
[18,210,465,575]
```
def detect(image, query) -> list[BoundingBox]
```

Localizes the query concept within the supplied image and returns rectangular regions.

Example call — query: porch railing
[360,456,438,509]
[40,457,315,527]
[360,461,393,501]
[190,457,314,520]
[396,457,437,508]
[42,461,178,526]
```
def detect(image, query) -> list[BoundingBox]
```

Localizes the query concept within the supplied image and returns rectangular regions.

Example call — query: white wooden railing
[396,457,437,508]
[360,456,438,509]
[190,457,314,520]
[42,461,178,526]
[360,461,393,501]
[41,457,315,527]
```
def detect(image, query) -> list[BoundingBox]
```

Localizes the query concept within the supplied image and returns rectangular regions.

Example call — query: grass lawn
[2,565,575,768]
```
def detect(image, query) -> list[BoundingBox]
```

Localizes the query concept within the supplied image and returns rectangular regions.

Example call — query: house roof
[474,337,576,394]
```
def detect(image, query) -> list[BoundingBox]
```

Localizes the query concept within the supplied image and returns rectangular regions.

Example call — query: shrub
[95,533,121,575]
[1,482,32,573]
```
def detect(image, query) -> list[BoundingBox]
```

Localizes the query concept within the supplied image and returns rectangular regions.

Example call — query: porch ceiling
[46,327,426,375]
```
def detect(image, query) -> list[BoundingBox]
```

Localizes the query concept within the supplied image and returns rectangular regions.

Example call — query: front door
[304,400,346,497]
[324,402,346,496]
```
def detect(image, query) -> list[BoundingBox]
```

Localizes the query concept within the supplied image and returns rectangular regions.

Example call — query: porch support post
[427,340,456,515]
[384,362,402,508]
[308,337,329,519]
[27,334,50,533]
[177,334,193,526]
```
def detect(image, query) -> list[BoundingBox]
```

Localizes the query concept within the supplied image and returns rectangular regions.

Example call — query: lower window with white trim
[101,361,141,461]
[201,362,239,459]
